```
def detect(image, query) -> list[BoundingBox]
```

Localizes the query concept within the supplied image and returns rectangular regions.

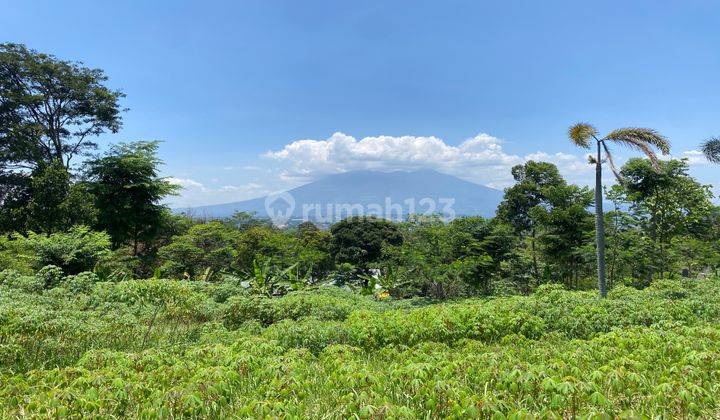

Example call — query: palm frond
[601,142,622,180]
[614,136,662,169]
[605,127,670,155]
[604,127,669,170]
[568,123,597,149]
[701,137,720,164]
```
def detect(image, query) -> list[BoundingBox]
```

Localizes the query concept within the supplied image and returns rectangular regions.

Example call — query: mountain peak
[179,169,503,222]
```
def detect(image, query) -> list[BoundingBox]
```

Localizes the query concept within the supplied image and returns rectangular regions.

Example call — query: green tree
[0,171,31,232]
[330,216,402,277]
[85,141,178,254]
[24,225,111,274]
[0,43,124,170]
[294,221,333,276]
[497,161,565,280]
[24,161,69,233]
[604,187,654,286]
[382,216,479,298]
[158,221,240,280]
[614,158,713,279]
[26,161,67,232]
[530,183,594,288]
[568,123,670,297]
[236,225,293,271]
[10,160,96,233]
[0,44,123,232]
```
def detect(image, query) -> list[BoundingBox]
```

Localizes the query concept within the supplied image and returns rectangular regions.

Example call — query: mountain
[177,169,504,223]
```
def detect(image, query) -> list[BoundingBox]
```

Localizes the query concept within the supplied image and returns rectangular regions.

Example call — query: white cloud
[167,178,268,207]
[657,149,713,166]
[264,132,593,189]
[680,150,711,165]
[167,177,203,188]
[221,165,264,171]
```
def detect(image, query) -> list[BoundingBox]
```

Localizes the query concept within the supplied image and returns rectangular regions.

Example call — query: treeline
[1,156,717,299]
[1,43,719,299]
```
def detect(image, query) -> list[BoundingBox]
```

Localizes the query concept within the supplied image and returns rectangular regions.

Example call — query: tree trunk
[531,228,539,281]
[595,142,607,297]
[133,229,139,256]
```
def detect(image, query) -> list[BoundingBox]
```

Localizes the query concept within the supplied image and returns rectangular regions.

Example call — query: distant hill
[177,169,504,223]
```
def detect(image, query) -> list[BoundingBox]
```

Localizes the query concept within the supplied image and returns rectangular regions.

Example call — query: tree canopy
[0,43,124,171]
[85,141,178,253]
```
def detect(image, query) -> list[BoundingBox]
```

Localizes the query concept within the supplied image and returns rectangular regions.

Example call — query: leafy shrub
[158,222,239,280]
[93,248,139,282]
[25,226,111,274]
[0,269,21,285]
[188,276,248,303]
[211,280,247,303]
[36,265,64,288]
[2,325,720,417]
[62,271,99,294]
[0,236,34,274]
[3,273,44,293]
[90,279,215,321]
[223,287,381,328]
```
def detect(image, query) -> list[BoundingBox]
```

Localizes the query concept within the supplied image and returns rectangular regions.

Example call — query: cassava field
[2,274,720,418]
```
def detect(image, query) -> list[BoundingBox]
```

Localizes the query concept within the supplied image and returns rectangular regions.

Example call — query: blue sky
[3,0,719,206]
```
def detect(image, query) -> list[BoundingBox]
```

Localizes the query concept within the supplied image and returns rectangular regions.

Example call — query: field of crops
[2,274,720,418]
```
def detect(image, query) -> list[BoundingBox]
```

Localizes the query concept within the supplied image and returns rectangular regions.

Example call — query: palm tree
[568,124,670,297]
[701,137,720,163]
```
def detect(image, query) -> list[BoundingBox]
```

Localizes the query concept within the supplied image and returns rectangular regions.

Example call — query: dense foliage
[1,44,718,298]
[3,274,720,417]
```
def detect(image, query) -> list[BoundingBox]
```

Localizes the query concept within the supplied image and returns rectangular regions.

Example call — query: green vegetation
[2,43,720,417]
[3,275,720,417]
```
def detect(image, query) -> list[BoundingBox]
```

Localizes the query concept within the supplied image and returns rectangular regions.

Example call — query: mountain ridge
[176,169,504,222]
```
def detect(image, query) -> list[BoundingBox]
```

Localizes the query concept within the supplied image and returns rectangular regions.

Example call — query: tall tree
[530,183,594,288]
[85,141,178,254]
[568,123,670,297]
[2,159,96,233]
[497,161,565,280]
[701,137,720,163]
[0,43,124,171]
[615,158,713,279]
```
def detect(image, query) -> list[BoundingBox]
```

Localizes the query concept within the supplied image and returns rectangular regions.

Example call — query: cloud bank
[168,132,716,208]
[264,132,592,188]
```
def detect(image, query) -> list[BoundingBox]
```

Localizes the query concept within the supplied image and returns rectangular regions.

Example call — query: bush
[25,226,111,274]
[0,269,21,285]
[36,265,64,288]
[0,236,34,274]
[62,271,99,294]
[223,287,381,328]
[2,325,720,417]
[90,279,215,321]
[3,273,44,293]
[158,222,239,280]
[189,275,247,303]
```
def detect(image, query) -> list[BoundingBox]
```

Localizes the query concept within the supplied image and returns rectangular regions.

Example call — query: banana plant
[247,259,300,297]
